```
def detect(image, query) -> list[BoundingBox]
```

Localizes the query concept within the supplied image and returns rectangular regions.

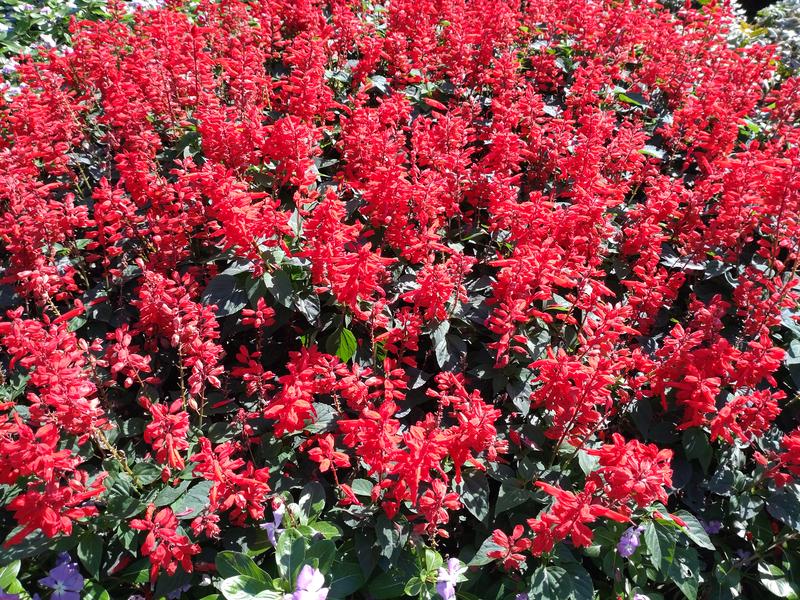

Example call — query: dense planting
[0,0,799,599]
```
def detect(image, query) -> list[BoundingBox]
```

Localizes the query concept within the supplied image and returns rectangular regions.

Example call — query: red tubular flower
[487,525,531,570]
[130,504,200,581]
[710,390,784,445]
[190,437,271,525]
[5,471,106,547]
[141,398,190,471]
[241,297,276,329]
[414,478,461,538]
[526,480,629,556]
[588,432,674,509]
[307,434,351,472]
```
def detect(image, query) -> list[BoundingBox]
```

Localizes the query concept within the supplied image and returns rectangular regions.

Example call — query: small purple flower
[435,558,466,600]
[701,520,722,535]
[0,592,19,600]
[515,594,530,600]
[632,595,648,600]
[167,583,191,600]
[260,503,285,547]
[39,555,83,600]
[284,565,328,600]
[735,549,752,562]
[617,525,645,558]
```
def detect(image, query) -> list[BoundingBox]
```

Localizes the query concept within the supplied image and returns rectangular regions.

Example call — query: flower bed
[0,0,799,599]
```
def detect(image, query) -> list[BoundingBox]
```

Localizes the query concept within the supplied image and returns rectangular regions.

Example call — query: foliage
[0,0,799,599]
[754,0,800,73]
[0,0,108,59]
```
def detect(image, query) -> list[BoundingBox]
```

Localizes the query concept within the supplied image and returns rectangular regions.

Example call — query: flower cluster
[0,0,798,598]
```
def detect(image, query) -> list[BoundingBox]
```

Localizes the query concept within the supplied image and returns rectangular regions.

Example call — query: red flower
[130,504,200,581]
[5,471,106,547]
[588,433,673,509]
[526,481,629,555]
[487,525,531,570]
[141,398,190,471]
[190,437,271,525]
[307,434,351,472]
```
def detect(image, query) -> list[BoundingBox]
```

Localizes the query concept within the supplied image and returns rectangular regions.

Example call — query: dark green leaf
[495,481,534,515]
[299,481,326,519]
[456,470,490,523]
[171,480,215,520]
[673,510,714,550]
[216,551,270,583]
[78,532,103,579]
[202,274,248,316]
[329,560,365,599]
[306,540,336,573]
[767,485,800,531]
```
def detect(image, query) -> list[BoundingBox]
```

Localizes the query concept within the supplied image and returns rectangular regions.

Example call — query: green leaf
[328,560,365,598]
[78,532,103,579]
[296,294,321,326]
[216,551,270,583]
[495,481,534,515]
[644,521,677,573]
[83,580,111,600]
[154,479,192,507]
[424,548,443,572]
[367,569,409,600]
[299,481,326,519]
[202,274,248,316]
[131,462,162,485]
[306,540,336,573]
[0,560,22,593]
[767,485,800,531]
[673,510,714,550]
[456,470,490,523]
[375,514,406,563]
[530,565,568,597]
[0,561,20,591]
[562,562,594,600]
[276,532,306,581]
[468,536,503,567]
[334,328,357,362]
[683,429,712,471]
[350,479,373,496]
[530,563,593,600]
[218,576,281,600]
[669,547,700,600]
[616,89,648,106]
[264,270,294,308]
[758,563,800,599]
[404,577,423,596]
[171,480,215,520]
[310,521,342,540]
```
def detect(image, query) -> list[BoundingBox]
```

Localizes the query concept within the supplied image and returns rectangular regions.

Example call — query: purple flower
[632,595,648,600]
[260,503,285,547]
[167,583,191,600]
[0,592,19,600]
[39,555,83,600]
[284,565,328,600]
[617,525,645,558]
[701,520,722,535]
[515,595,530,600]
[735,549,752,562]
[435,558,466,600]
